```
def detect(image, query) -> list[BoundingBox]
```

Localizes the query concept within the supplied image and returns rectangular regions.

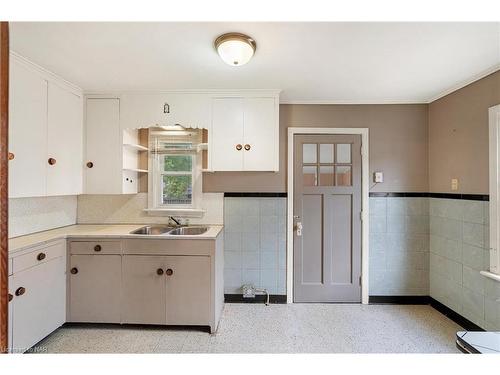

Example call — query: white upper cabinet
[211,95,279,171]
[9,58,48,198]
[120,93,210,130]
[85,98,122,194]
[8,54,83,198]
[47,82,83,196]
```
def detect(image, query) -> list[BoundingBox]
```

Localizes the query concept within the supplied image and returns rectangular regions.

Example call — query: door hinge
[359,276,362,286]
[360,211,363,221]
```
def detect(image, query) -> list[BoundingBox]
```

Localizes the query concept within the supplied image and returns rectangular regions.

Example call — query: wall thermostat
[373,172,384,183]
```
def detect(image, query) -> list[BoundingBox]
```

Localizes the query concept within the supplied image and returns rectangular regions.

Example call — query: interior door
[46,82,83,195]
[121,255,167,325]
[293,134,362,302]
[211,98,244,171]
[165,256,210,325]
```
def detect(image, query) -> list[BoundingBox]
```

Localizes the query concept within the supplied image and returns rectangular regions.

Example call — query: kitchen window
[148,127,204,216]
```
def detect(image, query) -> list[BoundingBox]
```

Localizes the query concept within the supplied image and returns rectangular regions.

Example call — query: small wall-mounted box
[373,172,384,183]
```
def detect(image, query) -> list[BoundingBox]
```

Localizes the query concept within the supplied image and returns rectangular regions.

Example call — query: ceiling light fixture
[214,32,256,66]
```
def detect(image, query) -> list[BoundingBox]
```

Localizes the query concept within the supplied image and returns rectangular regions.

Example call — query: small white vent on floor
[241,284,269,305]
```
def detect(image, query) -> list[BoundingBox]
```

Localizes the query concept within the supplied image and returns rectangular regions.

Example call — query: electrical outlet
[373,172,384,183]
[451,178,459,191]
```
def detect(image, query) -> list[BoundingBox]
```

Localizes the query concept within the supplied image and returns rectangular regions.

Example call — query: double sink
[130,225,209,236]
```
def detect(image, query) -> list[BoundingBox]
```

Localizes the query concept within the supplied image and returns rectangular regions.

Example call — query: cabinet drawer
[70,240,121,255]
[12,241,65,274]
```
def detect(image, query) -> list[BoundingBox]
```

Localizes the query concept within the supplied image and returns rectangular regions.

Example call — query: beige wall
[203,104,429,193]
[429,70,500,194]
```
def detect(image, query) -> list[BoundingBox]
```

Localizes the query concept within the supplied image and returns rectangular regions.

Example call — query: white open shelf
[123,167,148,173]
[123,143,149,152]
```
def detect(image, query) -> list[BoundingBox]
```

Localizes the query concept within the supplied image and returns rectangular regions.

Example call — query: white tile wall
[223,197,286,295]
[369,197,430,296]
[429,198,500,330]
[9,196,77,237]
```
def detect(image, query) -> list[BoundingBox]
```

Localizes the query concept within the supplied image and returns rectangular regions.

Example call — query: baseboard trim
[224,192,287,198]
[429,297,485,332]
[368,192,489,201]
[369,295,430,304]
[224,294,287,304]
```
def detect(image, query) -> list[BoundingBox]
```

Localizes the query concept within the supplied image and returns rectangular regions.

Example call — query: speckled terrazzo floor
[33,304,462,353]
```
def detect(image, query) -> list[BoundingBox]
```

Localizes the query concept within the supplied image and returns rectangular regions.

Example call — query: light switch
[373,172,384,183]
[451,178,459,191]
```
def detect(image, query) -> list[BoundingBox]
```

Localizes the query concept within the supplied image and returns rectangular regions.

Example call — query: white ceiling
[10,22,500,103]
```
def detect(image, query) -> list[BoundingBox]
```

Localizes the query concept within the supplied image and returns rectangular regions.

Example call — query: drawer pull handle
[166,268,173,276]
[48,157,57,165]
[37,252,46,261]
[8,152,14,160]
[244,144,251,151]
[86,161,94,168]
[8,293,13,302]
[70,267,78,275]
[235,144,242,151]
[157,268,164,275]
[15,287,26,296]
[94,245,102,252]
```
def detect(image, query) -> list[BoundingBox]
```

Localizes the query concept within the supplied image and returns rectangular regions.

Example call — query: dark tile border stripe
[368,192,489,201]
[369,295,430,304]
[429,297,484,331]
[224,294,287,304]
[224,192,287,198]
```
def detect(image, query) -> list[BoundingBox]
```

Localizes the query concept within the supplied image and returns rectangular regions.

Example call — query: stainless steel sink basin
[168,226,209,236]
[130,225,173,235]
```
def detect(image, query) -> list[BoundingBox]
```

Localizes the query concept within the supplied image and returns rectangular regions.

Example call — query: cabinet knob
[165,268,173,276]
[156,268,164,275]
[244,144,251,151]
[8,293,13,302]
[8,152,14,160]
[236,144,242,151]
[37,252,46,261]
[164,103,170,114]
[94,244,102,252]
[15,287,26,297]
[48,157,57,165]
[86,161,94,168]
[70,267,78,275]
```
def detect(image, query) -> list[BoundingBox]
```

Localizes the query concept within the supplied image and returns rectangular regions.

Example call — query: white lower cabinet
[9,251,66,353]
[69,254,122,323]
[121,255,211,326]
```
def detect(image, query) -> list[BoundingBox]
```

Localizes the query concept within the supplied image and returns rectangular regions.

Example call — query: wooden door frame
[287,127,369,304]
[0,22,9,353]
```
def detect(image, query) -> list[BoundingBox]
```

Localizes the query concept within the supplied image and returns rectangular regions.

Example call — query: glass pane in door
[335,166,352,186]
[319,166,334,186]
[303,166,317,186]
[303,144,317,163]
[336,144,351,163]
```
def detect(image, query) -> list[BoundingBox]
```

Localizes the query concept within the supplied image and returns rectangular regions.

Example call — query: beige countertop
[9,224,224,255]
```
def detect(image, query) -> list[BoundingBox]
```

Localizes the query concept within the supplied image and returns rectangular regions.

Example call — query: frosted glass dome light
[214,33,256,66]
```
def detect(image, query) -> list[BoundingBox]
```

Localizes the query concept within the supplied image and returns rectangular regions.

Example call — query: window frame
[156,152,195,209]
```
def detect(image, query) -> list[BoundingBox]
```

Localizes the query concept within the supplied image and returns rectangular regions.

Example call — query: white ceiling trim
[427,64,500,103]
[280,99,428,105]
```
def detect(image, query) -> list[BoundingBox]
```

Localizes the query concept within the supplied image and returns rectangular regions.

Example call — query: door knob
[8,152,14,160]
[86,161,94,168]
[70,267,78,275]
[166,268,173,276]
[157,268,164,275]
[94,244,102,252]
[48,157,56,165]
[235,144,242,151]
[244,144,251,151]
[296,222,303,236]
[37,252,46,261]
[15,287,26,296]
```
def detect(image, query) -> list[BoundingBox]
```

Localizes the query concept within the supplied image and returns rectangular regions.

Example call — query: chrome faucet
[169,216,182,226]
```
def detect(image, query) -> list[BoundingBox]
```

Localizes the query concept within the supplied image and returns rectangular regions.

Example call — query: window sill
[480,270,500,283]
[143,208,206,218]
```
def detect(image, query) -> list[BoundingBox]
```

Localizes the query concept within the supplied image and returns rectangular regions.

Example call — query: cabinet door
[122,255,167,324]
[11,256,66,352]
[8,59,48,198]
[46,82,83,195]
[69,255,121,323]
[165,256,210,325]
[8,276,13,353]
[243,97,278,171]
[211,98,244,171]
[85,98,122,194]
